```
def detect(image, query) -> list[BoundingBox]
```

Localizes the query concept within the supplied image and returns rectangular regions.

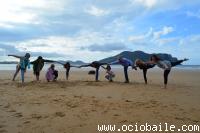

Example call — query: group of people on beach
[8,53,188,88]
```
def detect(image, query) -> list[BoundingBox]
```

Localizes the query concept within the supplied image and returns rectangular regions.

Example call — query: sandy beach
[0,68,200,133]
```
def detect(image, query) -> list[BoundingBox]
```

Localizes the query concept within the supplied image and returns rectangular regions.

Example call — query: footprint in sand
[113,114,120,117]
[107,96,112,99]
[79,124,87,127]
[66,102,78,108]
[23,121,31,124]
[8,109,16,113]
[119,120,128,123]
[13,112,23,118]
[73,95,82,99]
[54,112,65,117]
[3,104,10,109]
[125,100,132,103]
[52,98,62,102]
[30,102,42,105]
[31,114,42,120]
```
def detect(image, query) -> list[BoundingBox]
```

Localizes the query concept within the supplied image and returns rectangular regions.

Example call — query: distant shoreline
[0,64,200,71]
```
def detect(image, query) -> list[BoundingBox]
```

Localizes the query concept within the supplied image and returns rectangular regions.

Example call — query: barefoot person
[101,65,115,82]
[31,56,55,81]
[110,57,136,83]
[79,61,107,81]
[8,53,31,83]
[135,59,155,84]
[149,55,189,88]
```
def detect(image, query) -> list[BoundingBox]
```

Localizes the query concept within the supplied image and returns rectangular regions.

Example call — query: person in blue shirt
[110,57,136,83]
[8,53,31,83]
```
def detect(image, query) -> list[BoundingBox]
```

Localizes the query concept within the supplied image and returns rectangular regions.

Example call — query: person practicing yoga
[56,62,78,80]
[8,53,31,83]
[149,55,189,89]
[79,61,107,81]
[134,59,155,84]
[110,57,136,83]
[46,64,58,82]
[31,56,55,81]
[101,65,115,82]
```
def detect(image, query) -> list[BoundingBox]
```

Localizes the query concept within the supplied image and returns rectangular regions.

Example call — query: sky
[0,0,200,64]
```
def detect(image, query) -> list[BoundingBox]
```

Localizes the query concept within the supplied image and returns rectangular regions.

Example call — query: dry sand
[0,68,200,133]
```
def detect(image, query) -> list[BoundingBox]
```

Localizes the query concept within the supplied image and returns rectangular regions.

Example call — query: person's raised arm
[78,64,91,68]
[70,65,80,68]
[8,54,22,59]
[30,60,35,64]
[44,59,56,63]
[109,60,119,65]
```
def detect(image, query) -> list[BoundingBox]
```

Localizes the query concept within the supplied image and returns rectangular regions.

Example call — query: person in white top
[149,55,189,89]
[101,65,115,82]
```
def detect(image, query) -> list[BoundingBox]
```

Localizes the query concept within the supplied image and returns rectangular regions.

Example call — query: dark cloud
[0,44,65,58]
[82,43,128,52]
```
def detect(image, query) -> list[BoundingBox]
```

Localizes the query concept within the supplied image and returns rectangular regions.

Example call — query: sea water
[0,64,200,71]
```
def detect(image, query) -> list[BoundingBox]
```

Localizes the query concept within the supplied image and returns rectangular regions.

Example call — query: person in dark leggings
[150,55,189,88]
[56,62,78,80]
[135,59,155,84]
[53,70,58,81]
[110,57,136,83]
[79,61,107,81]
[31,56,55,81]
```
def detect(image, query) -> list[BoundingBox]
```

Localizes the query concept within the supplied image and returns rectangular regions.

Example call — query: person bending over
[149,55,189,89]
[79,61,107,81]
[135,59,155,84]
[110,57,136,83]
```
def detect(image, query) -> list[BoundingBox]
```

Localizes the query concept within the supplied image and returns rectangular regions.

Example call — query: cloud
[186,10,200,19]
[85,5,110,17]
[0,43,64,59]
[129,26,174,45]
[129,28,153,44]
[0,23,15,29]
[82,43,127,52]
[153,26,174,39]
[0,0,200,63]
[133,0,157,8]
[3,30,129,61]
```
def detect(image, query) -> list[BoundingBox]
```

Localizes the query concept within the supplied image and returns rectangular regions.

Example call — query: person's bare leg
[12,66,20,81]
